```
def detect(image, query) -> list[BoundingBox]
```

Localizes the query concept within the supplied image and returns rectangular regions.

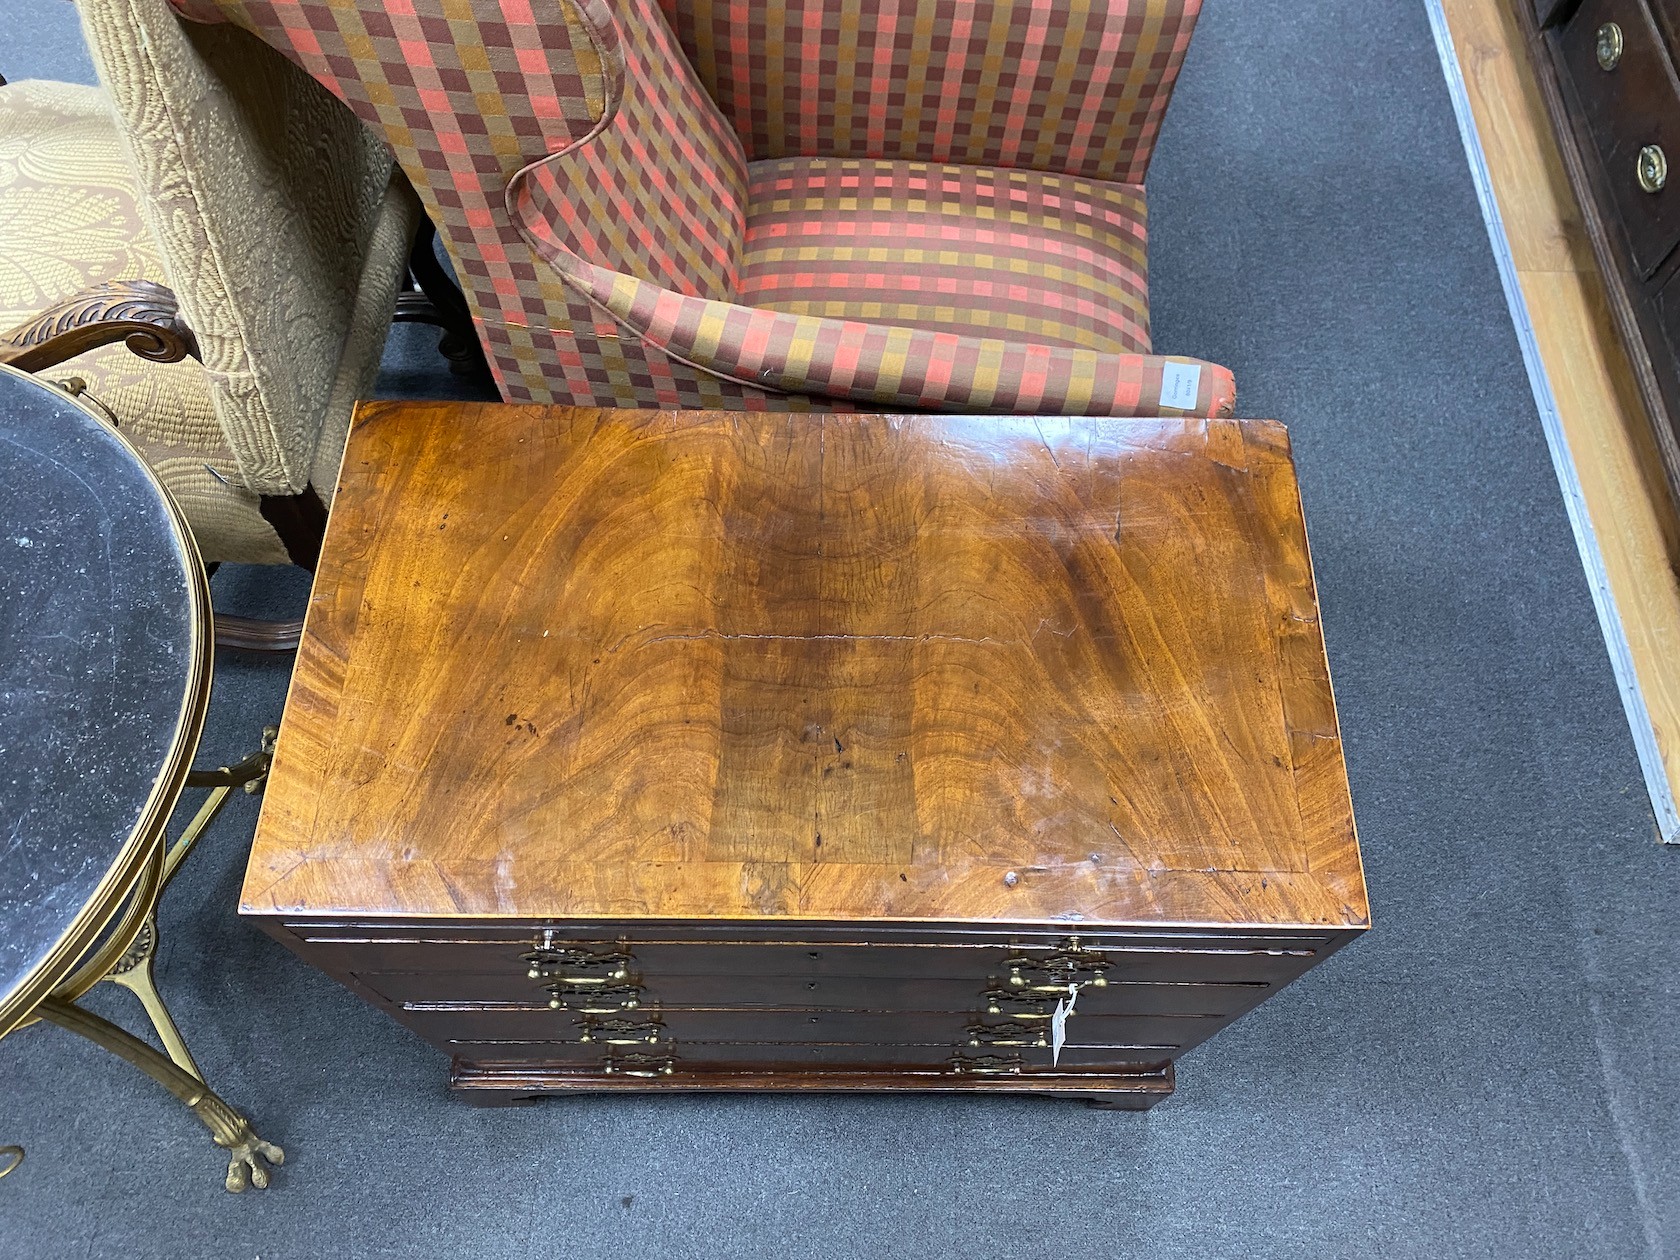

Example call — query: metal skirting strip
[1425,0,1680,842]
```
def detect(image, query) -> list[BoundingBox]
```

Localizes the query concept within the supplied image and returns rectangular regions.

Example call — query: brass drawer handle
[983,988,1055,1020]
[546,982,642,1012]
[1002,940,1110,991]
[522,947,631,983]
[966,1020,1049,1048]
[603,1051,675,1077]
[535,968,629,986]
[949,1052,1024,1076]
[1597,22,1624,71]
[578,1017,664,1046]
[1639,145,1668,193]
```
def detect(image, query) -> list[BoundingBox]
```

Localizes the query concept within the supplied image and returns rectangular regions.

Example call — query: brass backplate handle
[577,1017,664,1046]
[966,1020,1049,1048]
[603,1051,675,1077]
[949,1052,1025,1076]
[982,989,1055,1020]
[522,945,632,983]
[1639,145,1668,193]
[546,982,642,1012]
[1597,22,1624,71]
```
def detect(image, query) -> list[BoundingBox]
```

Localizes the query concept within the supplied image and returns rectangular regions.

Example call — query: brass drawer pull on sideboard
[1639,145,1668,194]
[1597,22,1624,71]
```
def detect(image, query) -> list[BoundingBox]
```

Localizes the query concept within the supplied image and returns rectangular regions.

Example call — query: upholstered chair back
[656,0,1203,183]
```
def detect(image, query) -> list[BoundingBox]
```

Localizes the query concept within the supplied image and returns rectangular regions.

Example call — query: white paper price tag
[1050,981,1082,1066]
[1160,362,1202,411]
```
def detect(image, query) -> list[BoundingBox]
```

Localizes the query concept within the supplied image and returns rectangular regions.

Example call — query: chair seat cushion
[0,80,287,565]
[738,158,1151,355]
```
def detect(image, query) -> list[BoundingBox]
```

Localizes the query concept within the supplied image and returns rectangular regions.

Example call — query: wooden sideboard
[1520,0,1680,506]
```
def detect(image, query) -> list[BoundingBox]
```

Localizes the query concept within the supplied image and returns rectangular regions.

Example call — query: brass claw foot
[219,1127,284,1192]
[37,998,286,1194]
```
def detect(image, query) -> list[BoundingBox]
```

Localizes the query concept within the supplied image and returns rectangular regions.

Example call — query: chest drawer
[1557,0,1680,275]
[399,1006,1219,1053]
[290,928,1326,988]
[356,968,1274,1017]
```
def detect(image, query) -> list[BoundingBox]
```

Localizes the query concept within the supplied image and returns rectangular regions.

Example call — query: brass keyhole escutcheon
[1639,145,1668,194]
[1597,22,1624,71]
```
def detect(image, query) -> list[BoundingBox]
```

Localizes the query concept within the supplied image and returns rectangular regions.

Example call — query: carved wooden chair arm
[0,279,201,374]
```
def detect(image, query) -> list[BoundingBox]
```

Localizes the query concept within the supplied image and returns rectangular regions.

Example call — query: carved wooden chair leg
[394,219,490,378]
[34,998,282,1192]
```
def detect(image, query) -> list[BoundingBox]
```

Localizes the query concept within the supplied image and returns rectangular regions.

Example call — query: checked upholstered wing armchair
[168,0,1233,417]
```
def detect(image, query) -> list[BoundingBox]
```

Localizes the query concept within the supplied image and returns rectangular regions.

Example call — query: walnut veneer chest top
[248,404,1368,1107]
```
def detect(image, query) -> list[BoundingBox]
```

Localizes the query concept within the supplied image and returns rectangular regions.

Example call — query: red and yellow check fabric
[657,0,1203,184]
[169,0,1232,416]
[740,159,1151,354]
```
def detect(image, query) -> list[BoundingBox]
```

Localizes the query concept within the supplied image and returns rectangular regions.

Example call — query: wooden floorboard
[1438,0,1680,838]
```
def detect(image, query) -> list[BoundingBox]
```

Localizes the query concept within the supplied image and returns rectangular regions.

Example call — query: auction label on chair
[1160,362,1202,411]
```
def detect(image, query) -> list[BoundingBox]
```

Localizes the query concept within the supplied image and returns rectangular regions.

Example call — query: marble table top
[0,364,205,1026]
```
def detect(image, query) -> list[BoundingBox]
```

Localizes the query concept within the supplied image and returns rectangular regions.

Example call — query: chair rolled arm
[0,279,201,374]
[578,265,1236,418]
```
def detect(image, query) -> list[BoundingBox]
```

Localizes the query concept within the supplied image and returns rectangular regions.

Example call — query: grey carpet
[3,2,1678,1256]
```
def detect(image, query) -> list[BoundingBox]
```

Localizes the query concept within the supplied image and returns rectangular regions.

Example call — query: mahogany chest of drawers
[1522,0,1680,504]
[247,404,1369,1108]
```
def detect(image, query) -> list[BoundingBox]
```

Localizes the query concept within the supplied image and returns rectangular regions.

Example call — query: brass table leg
[105,919,202,1078]
[35,998,283,1192]
[3,729,284,1193]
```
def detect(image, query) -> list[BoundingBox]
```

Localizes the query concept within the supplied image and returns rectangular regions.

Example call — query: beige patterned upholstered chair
[0,0,420,583]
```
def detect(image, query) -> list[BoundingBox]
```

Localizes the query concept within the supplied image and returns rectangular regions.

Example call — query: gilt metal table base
[5,732,284,1192]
